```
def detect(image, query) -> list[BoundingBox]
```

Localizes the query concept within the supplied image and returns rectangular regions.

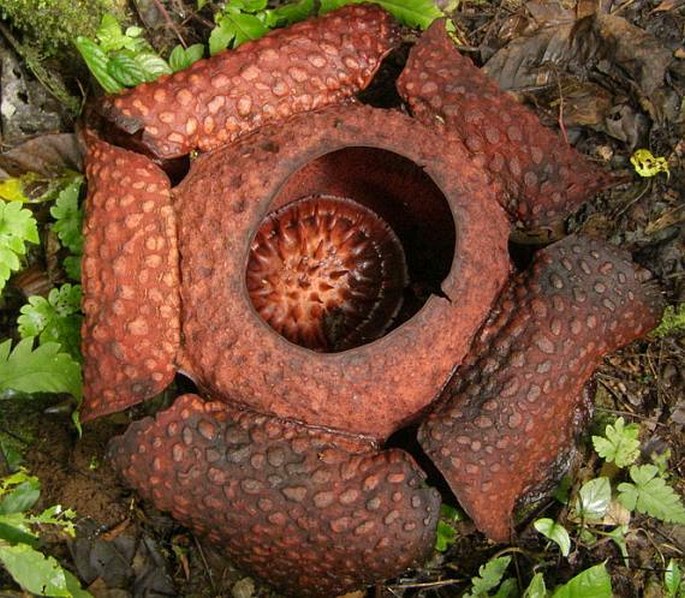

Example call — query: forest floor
[0,0,683,597]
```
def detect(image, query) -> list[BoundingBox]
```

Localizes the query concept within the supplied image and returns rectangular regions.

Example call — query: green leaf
[665,559,682,598]
[617,465,685,524]
[435,520,456,552]
[216,11,270,50]
[50,176,84,255]
[234,0,269,11]
[551,563,612,598]
[96,13,132,53]
[494,578,517,598]
[319,0,443,29]
[534,518,571,557]
[74,36,124,94]
[169,43,205,72]
[0,481,40,515]
[78,14,172,90]
[1,172,81,205]
[124,25,144,39]
[0,516,39,545]
[465,556,512,598]
[265,0,315,27]
[435,504,463,552]
[0,200,39,294]
[133,52,173,80]
[29,504,76,538]
[574,477,611,521]
[651,448,672,478]
[209,20,237,55]
[0,542,72,596]
[64,569,94,598]
[370,0,444,29]
[107,51,149,86]
[320,0,354,12]
[63,255,82,281]
[523,573,547,598]
[592,417,640,468]
[0,338,82,401]
[0,469,92,597]
[18,284,83,361]
[0,471,40,515]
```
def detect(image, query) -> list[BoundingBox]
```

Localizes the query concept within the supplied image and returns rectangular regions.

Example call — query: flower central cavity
[246,195,408,351]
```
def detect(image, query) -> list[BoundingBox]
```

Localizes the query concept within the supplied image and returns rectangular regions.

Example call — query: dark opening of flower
[247,195,408,351]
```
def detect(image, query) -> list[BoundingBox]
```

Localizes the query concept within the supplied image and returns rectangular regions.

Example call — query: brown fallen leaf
[0,133,82,178]
[484,12,678,125]
[571,14,676,121]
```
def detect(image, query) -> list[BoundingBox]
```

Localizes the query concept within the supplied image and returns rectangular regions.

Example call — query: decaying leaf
[484,8,679,138]
[0,134,82,179]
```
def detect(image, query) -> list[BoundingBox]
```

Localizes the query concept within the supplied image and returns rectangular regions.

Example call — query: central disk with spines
[246,195,408,351]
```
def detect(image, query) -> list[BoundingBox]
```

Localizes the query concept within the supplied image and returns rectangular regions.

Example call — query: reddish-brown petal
[96,5,399,159]
[174,104,510,439]
[81,131,180,421]
[397,20,610,230]
[419,235,663,542]
[108,394,440,597]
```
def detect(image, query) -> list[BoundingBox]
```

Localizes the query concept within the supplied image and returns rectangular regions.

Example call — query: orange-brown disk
[96,5,399,159]
[246,195,408,352]
[80,131,180,421]
[419,235,664,542]
[108,394,440,597]
[397,21,609,230]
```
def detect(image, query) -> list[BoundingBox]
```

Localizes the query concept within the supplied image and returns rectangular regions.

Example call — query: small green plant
[0,200,39,294]
[49,175,85,281]
[532,416,684,595]
[168,43,206,72]
[592,417,641,468]
[0,470,92,596]
[617,465,685,524]
[208,0,274,55]
[665,559,684,598]
[435,503,463,552]
[461,555,612,597]
[209,0,444,55]
[533,518,571,557]
[464,555,513,598]
[573,476,612,523]
[75,14,174,93]
[17,284,83,362]
[0,175,37,203]
[549,563,612,598]
[519,564,612,597]
[0,338,82,401]
[575,416,684,525]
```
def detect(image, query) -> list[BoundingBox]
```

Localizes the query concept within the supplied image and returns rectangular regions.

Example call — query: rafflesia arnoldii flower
[80,5,664,596]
